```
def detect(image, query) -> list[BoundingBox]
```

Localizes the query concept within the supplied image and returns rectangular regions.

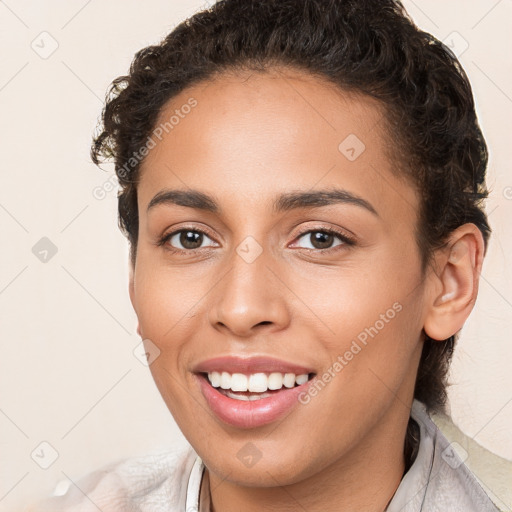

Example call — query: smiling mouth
[200,371,316,401]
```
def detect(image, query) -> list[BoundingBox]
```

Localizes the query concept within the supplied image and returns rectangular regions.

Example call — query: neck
[207,399,413,512]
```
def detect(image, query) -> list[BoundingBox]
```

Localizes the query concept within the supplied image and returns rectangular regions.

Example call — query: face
[130,68,429,487]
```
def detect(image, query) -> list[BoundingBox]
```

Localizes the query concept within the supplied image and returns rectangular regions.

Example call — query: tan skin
[128,68,485,512]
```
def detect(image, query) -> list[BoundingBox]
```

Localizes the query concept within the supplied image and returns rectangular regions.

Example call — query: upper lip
[193,355,316,375]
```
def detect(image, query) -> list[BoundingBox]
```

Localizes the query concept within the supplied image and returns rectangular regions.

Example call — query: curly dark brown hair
[90,0,490,468]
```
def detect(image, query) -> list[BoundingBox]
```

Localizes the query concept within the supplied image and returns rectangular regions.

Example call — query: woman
[31,0,503,510]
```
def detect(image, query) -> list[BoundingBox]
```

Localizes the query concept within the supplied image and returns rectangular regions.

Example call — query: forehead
[137,67,417,222]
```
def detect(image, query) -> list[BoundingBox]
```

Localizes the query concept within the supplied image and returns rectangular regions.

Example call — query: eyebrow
[147,188,379,217]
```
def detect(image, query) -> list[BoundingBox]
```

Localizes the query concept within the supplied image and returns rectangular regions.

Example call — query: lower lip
[196,374,313,429]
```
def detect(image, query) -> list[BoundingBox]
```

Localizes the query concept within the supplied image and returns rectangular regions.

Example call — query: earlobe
[423,225,485,341]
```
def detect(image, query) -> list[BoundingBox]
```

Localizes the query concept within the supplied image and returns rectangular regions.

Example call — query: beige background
[0,0,511,510]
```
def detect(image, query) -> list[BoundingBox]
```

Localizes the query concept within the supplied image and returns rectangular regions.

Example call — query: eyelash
[157,225,356,255]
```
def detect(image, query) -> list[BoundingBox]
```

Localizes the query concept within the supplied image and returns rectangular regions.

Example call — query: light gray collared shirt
[30,400,502,511]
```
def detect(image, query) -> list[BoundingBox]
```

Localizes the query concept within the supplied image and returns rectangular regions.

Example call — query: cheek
[294,248,424,392]
[133,263,203,421]
[133,256,209,339]
[298,247,421,341]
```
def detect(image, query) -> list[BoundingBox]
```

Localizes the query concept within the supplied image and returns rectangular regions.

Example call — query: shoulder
[429,406,512,512]
[27,443,198,511]
[394,400,510,512]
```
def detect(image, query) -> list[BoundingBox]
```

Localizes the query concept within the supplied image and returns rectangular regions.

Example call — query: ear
[128,258,142,337]
[423,223,486,341]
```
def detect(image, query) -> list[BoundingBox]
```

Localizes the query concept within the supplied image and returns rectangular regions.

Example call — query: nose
[208,246,291,338]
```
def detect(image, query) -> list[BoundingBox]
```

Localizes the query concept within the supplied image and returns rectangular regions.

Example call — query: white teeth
[209,371,221,387]
[268,372,283,390]
[295,373,309,385]
[231,373,248,392]
[224,390,273,401]
[248,373,268,392]
[220,371,231,389]
[283,373,296,388]
[207,371,311,393]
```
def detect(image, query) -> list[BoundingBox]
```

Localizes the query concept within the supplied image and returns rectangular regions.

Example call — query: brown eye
[308,231,336,249]
[163,229,217,252]
[294,229,351,251]
[178,231,204,249]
